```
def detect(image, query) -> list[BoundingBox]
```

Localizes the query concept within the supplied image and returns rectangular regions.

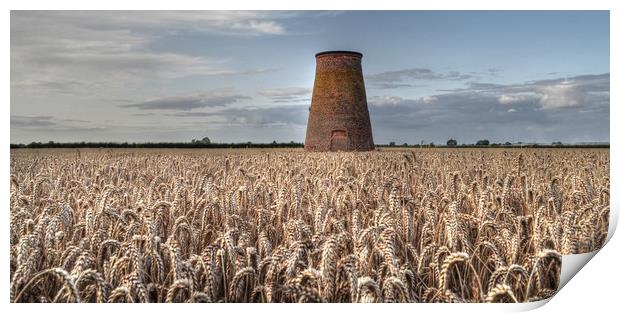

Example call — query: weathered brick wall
[304,51,375,152]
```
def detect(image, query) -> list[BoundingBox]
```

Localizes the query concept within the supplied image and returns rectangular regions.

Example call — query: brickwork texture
[304,51,375,152]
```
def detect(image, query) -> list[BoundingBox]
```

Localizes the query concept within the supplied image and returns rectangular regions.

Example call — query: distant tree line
[376,138,609,149]
[10,139,608,150]
[10,140,304,149]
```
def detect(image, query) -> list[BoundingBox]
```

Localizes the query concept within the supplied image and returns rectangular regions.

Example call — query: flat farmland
[9,148,609,303]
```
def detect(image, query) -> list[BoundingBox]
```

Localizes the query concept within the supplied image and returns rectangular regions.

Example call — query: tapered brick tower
[304,51,374,152]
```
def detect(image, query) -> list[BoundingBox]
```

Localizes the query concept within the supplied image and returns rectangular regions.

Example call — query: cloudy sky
[11,11,609,144]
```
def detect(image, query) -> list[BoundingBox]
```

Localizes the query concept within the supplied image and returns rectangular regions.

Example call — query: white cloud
[469,74,608,111]
[259,87,312,98]
[536,81,582,109]
[121,92,250,111]
[258,87,313,103]
[371,95,406,106]
[498,94,537,104]
[240,20,285,35]
[366,68,473,83]
[11,115,106,131]
[421,96,437,104]
[11,11,287,97]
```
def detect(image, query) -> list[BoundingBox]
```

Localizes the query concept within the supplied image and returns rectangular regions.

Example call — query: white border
[3,1,617,312]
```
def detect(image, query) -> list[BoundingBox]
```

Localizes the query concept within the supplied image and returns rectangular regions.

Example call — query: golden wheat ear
[9,148,607,302]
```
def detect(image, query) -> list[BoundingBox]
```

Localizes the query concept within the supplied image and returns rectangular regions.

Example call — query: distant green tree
[446,138,457,146]
[476,139,490,146]
[389,141,396,147]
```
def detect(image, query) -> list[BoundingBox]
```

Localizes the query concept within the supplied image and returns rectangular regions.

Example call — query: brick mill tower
[304,51,374,152]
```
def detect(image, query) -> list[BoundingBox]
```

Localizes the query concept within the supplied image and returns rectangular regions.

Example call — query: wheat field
[9,148,609,303]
